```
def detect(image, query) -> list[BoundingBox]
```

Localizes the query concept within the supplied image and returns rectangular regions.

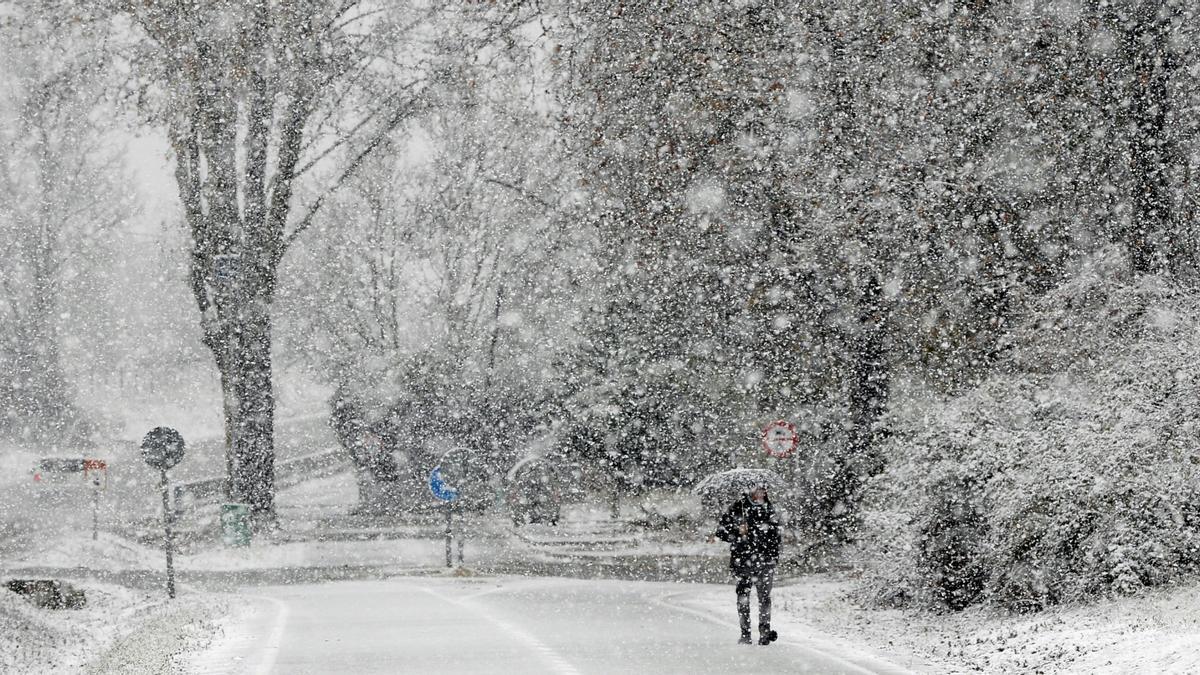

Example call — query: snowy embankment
[766,572,1200,674]
[0,579,226,675]
[76,363,331,445]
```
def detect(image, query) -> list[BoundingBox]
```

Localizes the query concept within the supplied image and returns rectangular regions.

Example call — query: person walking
[714,484,781,645]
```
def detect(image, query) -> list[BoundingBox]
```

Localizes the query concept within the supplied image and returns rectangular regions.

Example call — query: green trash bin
[220,503,252,547]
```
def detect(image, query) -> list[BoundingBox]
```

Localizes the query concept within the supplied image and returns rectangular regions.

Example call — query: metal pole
[456,505,464,564]
[161,469,176,599]
[444,505,453,568]
[92,475,100,541]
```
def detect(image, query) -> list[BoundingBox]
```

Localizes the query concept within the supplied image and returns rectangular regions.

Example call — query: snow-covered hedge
[862,250,1200,610]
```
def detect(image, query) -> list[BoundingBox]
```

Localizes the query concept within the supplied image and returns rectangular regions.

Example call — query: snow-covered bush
[329,347,561,514]
[862,249,1200,610]
[915,473,989,611]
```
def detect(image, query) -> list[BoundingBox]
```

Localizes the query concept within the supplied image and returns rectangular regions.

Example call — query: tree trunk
[220,363,239,499]
[168,47,285,519]
[846,275,889,471]
[825,275,890,543]
[229,304,276,515]
[1120,8,1174,275]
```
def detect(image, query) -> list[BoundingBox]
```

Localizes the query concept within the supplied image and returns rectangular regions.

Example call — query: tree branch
[280,93,430,257]
[483,176,554,208]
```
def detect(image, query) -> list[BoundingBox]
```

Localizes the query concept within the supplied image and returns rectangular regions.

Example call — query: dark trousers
[735,569,774,637]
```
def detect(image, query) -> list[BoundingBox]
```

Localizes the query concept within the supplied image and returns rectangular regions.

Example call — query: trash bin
[220,503,252,547]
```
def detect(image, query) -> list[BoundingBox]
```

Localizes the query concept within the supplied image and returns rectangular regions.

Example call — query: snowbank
[0,577,226,674]
[768,572,1200,674]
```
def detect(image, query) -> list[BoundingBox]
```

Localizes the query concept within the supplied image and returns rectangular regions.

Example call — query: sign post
[762,420,798,459]
[141,427,185,599]
[28,458,108,539]
[429,463,462,568]
[83,459,107,541]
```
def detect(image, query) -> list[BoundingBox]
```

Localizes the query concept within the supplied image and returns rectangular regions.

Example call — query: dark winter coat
[715,495,781,575]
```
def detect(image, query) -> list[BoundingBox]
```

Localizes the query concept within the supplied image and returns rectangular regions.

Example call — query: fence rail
[172,448,349,513]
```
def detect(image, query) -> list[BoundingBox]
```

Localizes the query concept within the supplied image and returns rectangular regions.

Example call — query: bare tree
[282,46,575,399]
[0,15,129,442]
[112,0,446,517]
[271,41,584,511]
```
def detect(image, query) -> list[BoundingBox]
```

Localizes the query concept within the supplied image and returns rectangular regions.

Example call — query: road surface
[186,576,906,674]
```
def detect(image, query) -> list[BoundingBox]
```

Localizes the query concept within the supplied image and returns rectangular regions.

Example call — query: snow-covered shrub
[329,347,561,513]
[915,473,989,610]
[861,248,1200,610]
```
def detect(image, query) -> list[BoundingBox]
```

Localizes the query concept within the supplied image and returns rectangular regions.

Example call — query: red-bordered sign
[83,459,108,490]
[762,420,798,458]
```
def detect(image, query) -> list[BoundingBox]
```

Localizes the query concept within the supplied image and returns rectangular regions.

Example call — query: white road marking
[415,583,582,675]
[185,594,290,675]
[250,594,290,675]
[652,590,903,675]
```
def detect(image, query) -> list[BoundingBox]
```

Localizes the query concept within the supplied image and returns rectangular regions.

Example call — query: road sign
[430,450,469,568]
[83,459,107,541]
[83,459,108,490]
[141,427,185,471]
[214,253,240,286]
[140,426,184,600]
[429,466,459,502]
[762,420,798,458]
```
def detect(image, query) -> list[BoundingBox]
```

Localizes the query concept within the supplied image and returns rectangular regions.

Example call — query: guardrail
[172,448,349,514]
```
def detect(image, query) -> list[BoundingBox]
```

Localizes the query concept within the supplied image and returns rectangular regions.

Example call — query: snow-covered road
[186,577,908,674]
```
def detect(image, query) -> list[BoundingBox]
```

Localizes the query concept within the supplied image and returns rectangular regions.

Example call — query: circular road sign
[762,420,798,458]
[141,426,186,471]
[429,466,460,502]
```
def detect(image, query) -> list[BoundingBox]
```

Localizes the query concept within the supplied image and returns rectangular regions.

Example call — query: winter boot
[738,633,753,645]
[758,628,778,645]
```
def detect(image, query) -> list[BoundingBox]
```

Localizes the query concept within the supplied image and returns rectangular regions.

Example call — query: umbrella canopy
[692,468,784,510]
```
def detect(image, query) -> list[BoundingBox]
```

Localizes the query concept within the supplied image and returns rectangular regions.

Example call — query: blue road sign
[429,466,459,502]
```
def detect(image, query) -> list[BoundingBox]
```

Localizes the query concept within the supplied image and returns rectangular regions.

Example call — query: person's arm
[764,507,782,558]
[714,505,739,542]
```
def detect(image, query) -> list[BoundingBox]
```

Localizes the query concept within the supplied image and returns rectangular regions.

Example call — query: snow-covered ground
[764,573,1200,674]
[11,532,1200,674]
[0,578,226,675]
[6,436,1200,673]
[177,576,912,675]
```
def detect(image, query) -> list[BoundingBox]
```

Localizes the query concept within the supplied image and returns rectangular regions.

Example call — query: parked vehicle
[505,456,567,526]
[31,458,88,485]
